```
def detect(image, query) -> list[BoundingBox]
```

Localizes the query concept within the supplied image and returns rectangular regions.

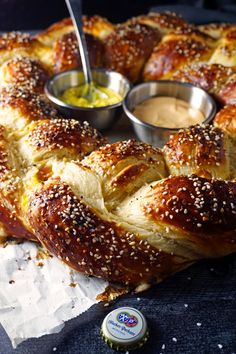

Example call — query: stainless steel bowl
[45,68,131,131]
[123,80,217,147]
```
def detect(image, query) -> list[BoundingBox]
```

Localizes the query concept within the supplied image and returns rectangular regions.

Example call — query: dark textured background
[0,255,236,354]
[0,4,236,353]
[0,0,236,29]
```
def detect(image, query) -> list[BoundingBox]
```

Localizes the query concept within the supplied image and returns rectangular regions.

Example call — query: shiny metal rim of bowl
[45,68,131,111]
[123,80,217,131]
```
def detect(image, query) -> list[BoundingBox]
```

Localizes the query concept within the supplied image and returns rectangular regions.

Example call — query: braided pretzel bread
[0,32,52,70]
[35,15,114,47]
[0,56,50,92]
[104,23,160,82]
[31,12,236,103]
[209,26,236,67]
[143,26,215,81]
[0,88,235,288]
[0,14,235,290]
[197,23,231,39]
[172,63,236,104]
[52,31,104,74]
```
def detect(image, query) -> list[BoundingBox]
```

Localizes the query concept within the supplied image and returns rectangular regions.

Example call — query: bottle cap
[101,306,149,351]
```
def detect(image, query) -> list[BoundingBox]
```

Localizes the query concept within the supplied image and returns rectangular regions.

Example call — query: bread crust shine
[0,13,235,290]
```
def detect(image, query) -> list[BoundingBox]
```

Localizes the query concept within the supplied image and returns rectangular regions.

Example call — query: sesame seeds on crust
[0,56,50,92]
[126,12,188,34]
[0,86,58,121]
[28,181,185,285]
[27,118,106,155]
[0,32,33,51]
[53,31,104,73]
[143,175,236,234]
[82,15,114,39]
[82,139,165,176]
[143,38,212,80]
[104,22,160,82]
[163,124,226,175]
[91,139,162,160]
[214,104,236,137]
[173,63,234,93]
[0,13,235,289]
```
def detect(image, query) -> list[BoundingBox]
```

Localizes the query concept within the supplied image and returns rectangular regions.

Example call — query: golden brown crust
[198,23,231,39]
[163,125,230,179]
[104,23,160,82]
[0,200,36,240]
[0,32,33,51]
[168,25,214,41]
[0,125,36,240]
[0,125,10,179]
[25,119,107,160]
[53,31,104,74]
[225,27,236,40]
[143,175,236,235]
[209,27,236,67]
[36,15,114,48]
[214,104,236,138]
[28,181,187,286]
[0,13,235,290]
[0,86,58,122]
[82,15,114,39]
[35,18,74,47]
[125,12,188,35]
[218,74,236,105]
[83,139,163,167]
[0,57,50,93]
[172,63,235,94]
[0,32,53,69]
[82,140,168,207]
[143,36,213,80]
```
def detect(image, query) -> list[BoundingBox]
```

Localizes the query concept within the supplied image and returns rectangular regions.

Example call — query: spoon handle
[65,0,93,84]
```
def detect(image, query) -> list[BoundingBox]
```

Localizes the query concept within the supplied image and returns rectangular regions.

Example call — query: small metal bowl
[45,68,131,131]
[123,80,217,147]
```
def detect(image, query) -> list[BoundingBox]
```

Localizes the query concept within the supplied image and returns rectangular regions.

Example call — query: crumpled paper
[0,240,108,348]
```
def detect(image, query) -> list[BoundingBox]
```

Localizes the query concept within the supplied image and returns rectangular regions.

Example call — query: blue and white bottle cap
[101,306,149,351]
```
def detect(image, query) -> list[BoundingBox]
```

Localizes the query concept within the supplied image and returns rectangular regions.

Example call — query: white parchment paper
[0,240,108,348]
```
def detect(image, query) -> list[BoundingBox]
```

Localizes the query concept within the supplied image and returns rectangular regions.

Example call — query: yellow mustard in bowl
[60,84,122,108]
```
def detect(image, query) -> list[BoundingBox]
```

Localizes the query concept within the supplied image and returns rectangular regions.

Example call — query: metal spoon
[65,0,106,103]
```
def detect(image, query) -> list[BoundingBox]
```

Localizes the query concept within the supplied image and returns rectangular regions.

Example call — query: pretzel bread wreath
[0,13,235,291]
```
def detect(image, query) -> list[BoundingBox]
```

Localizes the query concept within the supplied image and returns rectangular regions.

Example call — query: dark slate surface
[1,255,236,354]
